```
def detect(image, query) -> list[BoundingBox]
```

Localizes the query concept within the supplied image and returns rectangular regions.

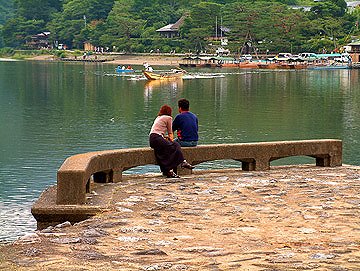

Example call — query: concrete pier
[31,140,342,229]
[2,165,360,270]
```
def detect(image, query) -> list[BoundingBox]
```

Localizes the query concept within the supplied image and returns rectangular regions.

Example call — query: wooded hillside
[0,0,359,54]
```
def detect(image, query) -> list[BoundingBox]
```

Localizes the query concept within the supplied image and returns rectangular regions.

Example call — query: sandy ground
[27,55,56,61]
[27,54,184,66]
[106,54,183,66]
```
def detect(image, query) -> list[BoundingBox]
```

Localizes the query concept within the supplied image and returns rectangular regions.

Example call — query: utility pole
[215,16,218,39]
[220,17,223,38]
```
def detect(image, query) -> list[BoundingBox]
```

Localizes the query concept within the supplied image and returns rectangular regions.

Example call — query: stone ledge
[31,184,113,230]
[5,165,360,271]
[56,140,342,205]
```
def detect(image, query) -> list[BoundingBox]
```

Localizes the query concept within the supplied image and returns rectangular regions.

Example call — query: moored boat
[238,62,259,69]
[293,63,309,69]
[351,62,360,69]
[258,61,308,69]
[308,62,350,70]
[257,63,279,69]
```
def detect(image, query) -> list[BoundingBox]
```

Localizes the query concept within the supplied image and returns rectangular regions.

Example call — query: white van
[274,53,292,61]
[299,53,317,61]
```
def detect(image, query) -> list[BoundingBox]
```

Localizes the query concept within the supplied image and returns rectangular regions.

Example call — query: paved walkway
[1,165,360,270]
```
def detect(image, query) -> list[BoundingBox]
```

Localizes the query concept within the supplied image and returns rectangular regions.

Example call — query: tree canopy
[1,0,359,54]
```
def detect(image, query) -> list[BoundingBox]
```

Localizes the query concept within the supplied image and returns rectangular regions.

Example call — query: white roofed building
[156,16,186,38]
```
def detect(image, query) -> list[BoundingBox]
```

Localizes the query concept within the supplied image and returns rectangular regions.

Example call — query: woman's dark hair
[158,104,172,116]
[178,98,189,110]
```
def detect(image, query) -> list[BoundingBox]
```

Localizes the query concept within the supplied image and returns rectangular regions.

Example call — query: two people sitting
[149,99,198,178]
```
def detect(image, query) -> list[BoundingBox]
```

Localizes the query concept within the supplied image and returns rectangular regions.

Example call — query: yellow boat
[143,70,185,80]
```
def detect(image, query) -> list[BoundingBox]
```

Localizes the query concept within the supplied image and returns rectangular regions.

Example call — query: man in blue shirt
[172,98,198,147]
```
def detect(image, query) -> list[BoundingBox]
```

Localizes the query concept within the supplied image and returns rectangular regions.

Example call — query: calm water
[1,60,360,242]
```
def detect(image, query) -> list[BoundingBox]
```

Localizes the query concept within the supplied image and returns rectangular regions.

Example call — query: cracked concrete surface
[1,165,360,270]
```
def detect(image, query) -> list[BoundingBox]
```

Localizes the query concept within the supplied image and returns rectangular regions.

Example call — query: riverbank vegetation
[0,0,359,55]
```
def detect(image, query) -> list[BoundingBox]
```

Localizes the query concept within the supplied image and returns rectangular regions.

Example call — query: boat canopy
[316,53,342,59]
[212,56,236,61]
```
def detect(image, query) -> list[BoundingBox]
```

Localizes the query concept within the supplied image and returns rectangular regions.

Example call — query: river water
[1,60,359,242]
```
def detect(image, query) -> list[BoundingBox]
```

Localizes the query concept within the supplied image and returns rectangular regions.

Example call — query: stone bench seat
[56,139,342,205]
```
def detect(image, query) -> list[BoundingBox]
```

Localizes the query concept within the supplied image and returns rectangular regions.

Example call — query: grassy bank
[0,48,85,60]
[0,48,47,59]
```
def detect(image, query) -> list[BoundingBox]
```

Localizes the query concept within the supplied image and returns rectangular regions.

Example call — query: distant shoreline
[106,54,183,66]
[0,58,21,62]
[25,54,184,66]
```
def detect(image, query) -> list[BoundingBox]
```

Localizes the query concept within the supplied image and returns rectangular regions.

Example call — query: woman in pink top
[149,104,194,178]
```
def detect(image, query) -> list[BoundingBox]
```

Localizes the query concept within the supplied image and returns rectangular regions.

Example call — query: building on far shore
[346,41,360,62]
[84,41,95,51]
[27,32,51,49]
[156,16,186,38]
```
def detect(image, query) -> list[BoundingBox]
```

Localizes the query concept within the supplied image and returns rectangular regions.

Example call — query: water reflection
[144,79,183,99]
[1,62,360,242]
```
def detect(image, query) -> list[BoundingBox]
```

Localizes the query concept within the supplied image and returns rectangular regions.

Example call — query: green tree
[221,1,308,53]
[310,0,345,18]
[0,0,357,52]
[14,0,62,21]
[331,0,347,14]
[2,16,45,47]
[48,0,114,48]
[96,0,145,51]
[1,0,60,48]
[0,0,15,25]
[182,1,222,42]
[131,0,186,27]
[105,0,145,39]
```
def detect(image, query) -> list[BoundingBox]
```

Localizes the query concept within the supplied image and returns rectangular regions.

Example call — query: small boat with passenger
[115,65,135,73]
[143,69,185,80]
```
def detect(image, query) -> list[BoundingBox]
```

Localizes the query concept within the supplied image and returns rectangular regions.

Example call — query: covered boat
[308,62,350,70]
[179,56,220,68]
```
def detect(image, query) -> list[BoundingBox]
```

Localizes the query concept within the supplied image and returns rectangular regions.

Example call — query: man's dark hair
[178,98,189,110]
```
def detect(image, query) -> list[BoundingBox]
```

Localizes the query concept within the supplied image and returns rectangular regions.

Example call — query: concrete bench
[56,139,342,205]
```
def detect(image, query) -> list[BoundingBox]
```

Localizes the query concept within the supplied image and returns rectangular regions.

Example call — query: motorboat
[143,70,185,80]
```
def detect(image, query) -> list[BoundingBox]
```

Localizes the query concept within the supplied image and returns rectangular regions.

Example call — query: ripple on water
[0,202,37,242]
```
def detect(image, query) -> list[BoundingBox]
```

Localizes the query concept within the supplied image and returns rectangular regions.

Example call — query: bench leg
[242,161,256,171]
[254,158,270,171]
[93,170,113,183]
[113,170,123,182]
[239,159,257,171]
[316,153,342,167]
[316,156,330,167]
[86,178,90,193]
